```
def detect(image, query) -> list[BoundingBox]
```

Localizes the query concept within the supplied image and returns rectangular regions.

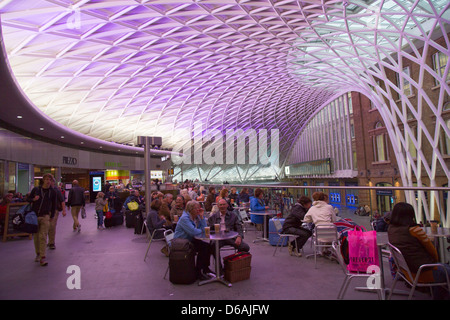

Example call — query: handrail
[200,183,450,192]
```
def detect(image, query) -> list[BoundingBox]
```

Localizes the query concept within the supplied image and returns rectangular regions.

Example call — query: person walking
[27,173,57,266]
[67,180,85,232]
[47,177,66,250]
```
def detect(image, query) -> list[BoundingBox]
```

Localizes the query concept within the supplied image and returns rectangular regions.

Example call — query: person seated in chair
[146,199,169,240]
[281,196,312,257]
[388,202,450,300]
[208,199,250,272]
[123,189,144,211]
[173,200,213,280]
[249,188,269,231]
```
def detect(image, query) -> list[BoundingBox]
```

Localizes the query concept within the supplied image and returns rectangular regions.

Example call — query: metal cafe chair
[306,223,338,268]
[387,243,450,300]
[144,220,166,261]
[332,241,382,300]
[272,218,300,257]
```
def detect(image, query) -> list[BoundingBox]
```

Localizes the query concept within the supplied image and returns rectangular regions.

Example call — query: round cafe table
[250,211,277,243]
[424,227,450,263]
[195,230,238,287]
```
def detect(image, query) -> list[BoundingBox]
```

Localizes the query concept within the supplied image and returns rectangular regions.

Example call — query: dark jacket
[68,185,85,207]
[204,193,216,212]
[208,210,244,239]
[238,192,250,203]
[229,192,239,205]
[387,224,436,274]
[27,186,57,218]
[282,203,309,232]
[146,209,166,238]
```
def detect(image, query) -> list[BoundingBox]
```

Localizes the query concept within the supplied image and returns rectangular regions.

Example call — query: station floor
[0,204,430,302]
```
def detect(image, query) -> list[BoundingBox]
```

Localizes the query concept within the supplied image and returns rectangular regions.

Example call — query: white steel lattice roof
[0,0,449,169]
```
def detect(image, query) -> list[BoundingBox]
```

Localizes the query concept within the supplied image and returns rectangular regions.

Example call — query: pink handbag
[347,229,379,273]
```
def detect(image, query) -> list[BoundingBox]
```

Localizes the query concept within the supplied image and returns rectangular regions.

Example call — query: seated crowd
[2,177,448,299]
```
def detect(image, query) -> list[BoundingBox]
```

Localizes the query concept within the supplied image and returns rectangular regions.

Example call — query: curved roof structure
[0,1,449,169]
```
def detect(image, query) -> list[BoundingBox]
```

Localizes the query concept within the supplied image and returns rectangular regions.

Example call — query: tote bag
[347,229,379,273]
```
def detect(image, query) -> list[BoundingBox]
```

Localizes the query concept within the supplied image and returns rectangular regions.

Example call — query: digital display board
[92,177,102,192]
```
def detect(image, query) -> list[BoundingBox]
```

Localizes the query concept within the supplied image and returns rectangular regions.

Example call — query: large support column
[137,136,162,216]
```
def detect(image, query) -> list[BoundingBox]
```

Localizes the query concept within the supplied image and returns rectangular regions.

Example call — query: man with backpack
[27,173,57,266]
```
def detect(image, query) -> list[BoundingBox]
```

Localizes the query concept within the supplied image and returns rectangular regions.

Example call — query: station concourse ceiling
[0,0,449,161]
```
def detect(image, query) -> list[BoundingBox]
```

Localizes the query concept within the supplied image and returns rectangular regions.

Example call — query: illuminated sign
[92,177,102,192]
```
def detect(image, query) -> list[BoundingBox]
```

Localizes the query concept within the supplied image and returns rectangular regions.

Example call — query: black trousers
[282,227,312,250]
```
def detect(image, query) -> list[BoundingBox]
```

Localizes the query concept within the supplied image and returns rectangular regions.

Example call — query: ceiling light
[17,115,22,119]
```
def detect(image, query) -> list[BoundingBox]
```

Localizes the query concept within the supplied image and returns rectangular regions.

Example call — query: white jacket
[303,201,336,225]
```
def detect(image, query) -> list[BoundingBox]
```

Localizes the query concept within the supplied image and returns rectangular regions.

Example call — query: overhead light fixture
[40,127,44,130]
[17,115,22,119]
[61,136,64,138]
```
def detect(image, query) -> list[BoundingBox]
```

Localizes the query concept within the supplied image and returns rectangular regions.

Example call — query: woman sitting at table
[173,200,213,280]
[388,202,450,300]
[170,195,185,222]
[204,187,216,212]
[249,188,269,230]
[228,187,239,206]
[303,192,336,226]
[146,199,170,239]
[238,188,250,204]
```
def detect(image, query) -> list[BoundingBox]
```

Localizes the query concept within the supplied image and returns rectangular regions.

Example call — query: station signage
[62,156,78,166]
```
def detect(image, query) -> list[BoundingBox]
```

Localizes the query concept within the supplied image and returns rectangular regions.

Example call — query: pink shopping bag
[347,229,379,273]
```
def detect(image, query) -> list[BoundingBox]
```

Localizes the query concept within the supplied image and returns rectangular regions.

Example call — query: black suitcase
[169,238,197,284]
[134,213,145,234]
[104,217,114,228]
[112,213,123,226]
[125,210,138,228]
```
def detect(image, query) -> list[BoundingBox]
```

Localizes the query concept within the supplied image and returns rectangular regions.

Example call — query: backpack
[12,204,30,230]
[23,210,38,233]
[127,201,139,211]
[12,213,24,230]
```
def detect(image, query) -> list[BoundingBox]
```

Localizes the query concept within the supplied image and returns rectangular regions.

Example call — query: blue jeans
[431,263,450,300]
[96,210,104,227]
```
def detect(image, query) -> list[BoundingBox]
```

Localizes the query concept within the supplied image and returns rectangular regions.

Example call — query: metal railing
[199,183,450,228]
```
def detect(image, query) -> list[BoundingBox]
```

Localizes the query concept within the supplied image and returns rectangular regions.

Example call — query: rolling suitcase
[125,210,138,228]
[169,238,197,284]
[269,218,288,246]
[112,212,124,226]
[104,217,114,228]
[134,212,145,234]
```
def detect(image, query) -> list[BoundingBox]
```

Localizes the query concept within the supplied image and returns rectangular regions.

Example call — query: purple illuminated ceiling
[0,0,449,171]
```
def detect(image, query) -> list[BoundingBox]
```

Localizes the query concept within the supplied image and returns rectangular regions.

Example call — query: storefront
[376,182,394,215]
[0,160,33,196]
